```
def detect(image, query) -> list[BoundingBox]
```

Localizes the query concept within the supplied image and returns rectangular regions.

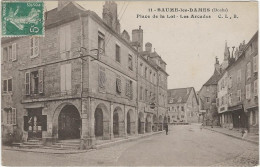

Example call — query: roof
[168,87,195,104]
[203,68,221,86]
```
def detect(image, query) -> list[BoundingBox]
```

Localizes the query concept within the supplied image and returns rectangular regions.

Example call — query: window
[140,86,143,100]
[30,37,39,58]
[115,44,120,63]
[181,106,184,111]
[221,96,224,105]
[25,69,44,95]
[229,93,232,105]
[216,98,219,107]
[153,73,156,84]
[116,78,122,94]
[145,67,147,78]
[206,97,210,103]
[246,84,251,99]
[128,54,133,70]
[181,115,184,118]
[206,86,210,91]
[247,62,251,79]
[3,78,12,93]
[237,90,241,102]
[254,80,258,96]
[125,80,133,100]
[6,108,16,125]
[2,43,17,62]
[145,89,148,101]
[60,64,71,92]
[98,32,105,55]
[253,56,258,73]
[237,70,241,83]
[140,63,143,75]
[59,25,71,53]
[229,76,232,88]
[149,70,152,82]
[3,80,7,93]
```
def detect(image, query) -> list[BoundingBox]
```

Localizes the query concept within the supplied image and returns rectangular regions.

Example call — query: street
[2,124,259,166]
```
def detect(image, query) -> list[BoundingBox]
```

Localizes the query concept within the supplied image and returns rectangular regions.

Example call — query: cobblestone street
[2,124,259,166]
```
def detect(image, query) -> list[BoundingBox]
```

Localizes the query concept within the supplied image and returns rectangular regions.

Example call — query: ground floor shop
[246,106,259,134]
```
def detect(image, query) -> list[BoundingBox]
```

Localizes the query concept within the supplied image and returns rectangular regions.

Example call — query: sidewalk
[204,126,259,144]
[2,131,163,154]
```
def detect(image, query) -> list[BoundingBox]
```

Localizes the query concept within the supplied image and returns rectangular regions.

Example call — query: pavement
[2,124,259,166]
[203,125,259,144]
[2,131,163,154]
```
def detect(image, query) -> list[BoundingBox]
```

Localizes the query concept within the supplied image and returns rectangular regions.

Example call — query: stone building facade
[1,2,168,148]
[167,87,199,124]
[244,32,258,133]
[215,32,258,133]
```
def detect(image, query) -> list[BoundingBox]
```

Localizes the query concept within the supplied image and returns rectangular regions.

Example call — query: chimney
[102,1,120,34]
[145,42,152,52]
[132,26,143,52]
[58,1,70,11]
[215,57,220,73]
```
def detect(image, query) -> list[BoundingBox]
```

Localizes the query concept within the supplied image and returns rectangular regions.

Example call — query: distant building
[198,58,222,126]
[167,87,199,124]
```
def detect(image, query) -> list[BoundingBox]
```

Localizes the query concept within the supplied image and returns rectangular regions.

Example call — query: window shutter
[66,64,71,90]
[24,116,28,131]
[65,25,71,51]
[38,69,44,93]
[41,115,47,131]
[59,27,66,53]
[12,108,16,125]
[12,43,17,61]
[248,84,251,99]
[25,72,30,95]
[60,65,66,91]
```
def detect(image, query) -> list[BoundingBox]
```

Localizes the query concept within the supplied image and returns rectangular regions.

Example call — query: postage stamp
[1,1,44,37]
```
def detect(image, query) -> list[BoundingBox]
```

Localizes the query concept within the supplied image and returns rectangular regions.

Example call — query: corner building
[1,2,168,149]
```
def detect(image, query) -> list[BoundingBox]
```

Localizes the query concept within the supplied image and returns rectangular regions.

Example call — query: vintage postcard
[1,1,258,166]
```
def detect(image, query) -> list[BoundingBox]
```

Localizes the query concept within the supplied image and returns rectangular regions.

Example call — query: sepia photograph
[1,0,259,166]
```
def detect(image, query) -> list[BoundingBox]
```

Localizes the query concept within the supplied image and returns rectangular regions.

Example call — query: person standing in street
[165,123,169,135]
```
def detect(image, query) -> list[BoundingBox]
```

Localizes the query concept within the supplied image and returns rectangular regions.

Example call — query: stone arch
[152,114,158,132]
[163,116,168,130]
[158,115,163,131]
[127,109,135,135]
[95,103,110,140]
[52,102,81,139]
[145,114,152,133]
[113,106,124,137]
[138,112,145,134]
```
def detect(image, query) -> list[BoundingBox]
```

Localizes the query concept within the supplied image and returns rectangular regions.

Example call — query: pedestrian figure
[165,123,168,135]
[200,123,203,131]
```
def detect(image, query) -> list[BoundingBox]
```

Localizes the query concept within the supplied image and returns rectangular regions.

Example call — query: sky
[45,1,258,91]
